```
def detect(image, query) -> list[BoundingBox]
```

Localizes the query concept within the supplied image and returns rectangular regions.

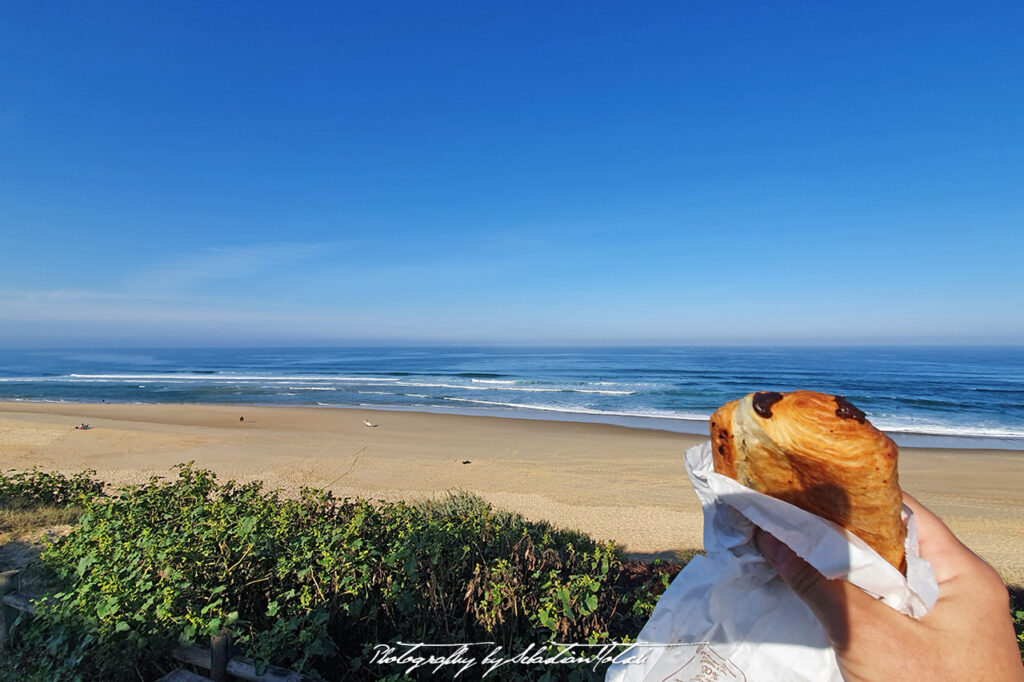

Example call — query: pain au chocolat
[710,390,906,572]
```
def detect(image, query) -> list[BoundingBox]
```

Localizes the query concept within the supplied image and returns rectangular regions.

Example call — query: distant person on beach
[239,416,244,422]
[756,494,1024,681]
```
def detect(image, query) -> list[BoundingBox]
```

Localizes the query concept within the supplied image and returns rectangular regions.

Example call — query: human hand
[754,493,1024,681]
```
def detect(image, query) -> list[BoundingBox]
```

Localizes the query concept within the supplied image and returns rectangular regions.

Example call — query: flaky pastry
[710,390,906,572]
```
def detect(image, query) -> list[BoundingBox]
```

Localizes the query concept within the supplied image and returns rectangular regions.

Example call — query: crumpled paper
[606,441,939,682]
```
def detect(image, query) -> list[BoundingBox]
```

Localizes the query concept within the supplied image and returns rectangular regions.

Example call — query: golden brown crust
[709,390,906,572]
[710,399,738,479]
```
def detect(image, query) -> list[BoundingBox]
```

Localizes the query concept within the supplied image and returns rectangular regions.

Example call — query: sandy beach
[2,401,1022,586]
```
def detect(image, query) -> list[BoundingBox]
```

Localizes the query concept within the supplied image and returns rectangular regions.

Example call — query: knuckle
[970,559,1010,604]
[786,560,825,598]
[983,576,1010,606]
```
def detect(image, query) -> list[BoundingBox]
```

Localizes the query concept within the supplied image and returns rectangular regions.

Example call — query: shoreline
[1,400,1022,586]
[5,397,1023,452]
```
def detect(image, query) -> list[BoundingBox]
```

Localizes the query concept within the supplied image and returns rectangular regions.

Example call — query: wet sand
[2,401,1022,585]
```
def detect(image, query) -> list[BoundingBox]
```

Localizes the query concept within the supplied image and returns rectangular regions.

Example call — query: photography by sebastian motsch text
[366,640,686,678]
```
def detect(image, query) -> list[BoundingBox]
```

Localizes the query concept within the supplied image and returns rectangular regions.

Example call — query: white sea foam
[440,397,708,421]
[394,381,558,392]
[0,377,114,383]
[66,373,399,382]
[869,418,1024,439]
[573,388,635,395]
[433,399,1024,440]
[9,374,622,396]
[5,369,1020,442]
[392,381,634,395]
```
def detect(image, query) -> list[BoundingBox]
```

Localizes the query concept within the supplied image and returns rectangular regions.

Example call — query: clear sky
[1,1,1022,346]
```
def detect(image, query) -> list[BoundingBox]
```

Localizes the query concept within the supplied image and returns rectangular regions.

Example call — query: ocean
[1,346,1022,450]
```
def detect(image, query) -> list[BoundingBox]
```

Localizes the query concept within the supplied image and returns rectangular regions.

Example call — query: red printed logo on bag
[660,643,746,682]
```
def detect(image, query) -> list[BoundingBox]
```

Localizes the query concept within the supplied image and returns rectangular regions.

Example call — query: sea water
[0,346,1022,450]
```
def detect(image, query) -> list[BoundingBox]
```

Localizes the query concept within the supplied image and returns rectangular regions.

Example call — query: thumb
[755,528,857,649]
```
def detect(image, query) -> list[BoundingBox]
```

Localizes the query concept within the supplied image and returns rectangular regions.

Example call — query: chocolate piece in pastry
[709,390,906,572]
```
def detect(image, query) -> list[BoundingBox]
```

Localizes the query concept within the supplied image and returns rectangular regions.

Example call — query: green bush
[4,465,681,681]
[0,468,105,509]
[0,468,106,544]
[1011,587,1024,660]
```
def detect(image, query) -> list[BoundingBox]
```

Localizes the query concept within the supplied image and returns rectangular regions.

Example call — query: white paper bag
[606,441,939,682]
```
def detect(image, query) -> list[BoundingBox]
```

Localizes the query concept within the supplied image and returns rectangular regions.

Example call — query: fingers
[902,493,962,554]
[897,495,1005,609]
[902,492,995,586]
[902,493,967,584]
[755,528,880,650]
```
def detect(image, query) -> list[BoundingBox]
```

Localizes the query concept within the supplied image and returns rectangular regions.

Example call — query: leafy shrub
[1011,586,1024,660]
[0,469,105,509]
[0,468,106,544]
[5,466,682,681]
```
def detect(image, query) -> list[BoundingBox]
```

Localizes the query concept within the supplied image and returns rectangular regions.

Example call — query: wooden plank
[3,591,306,681]
[1,573,307,682]
[2,592,37,616]
[227,656,312,682]
[0,571,20,652]
[172,644,311,682]
[0,571,18,592]
[157,669,213,682]
[172,645,211,670]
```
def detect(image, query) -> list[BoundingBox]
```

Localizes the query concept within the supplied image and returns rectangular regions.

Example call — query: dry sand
[2,401,1022,586]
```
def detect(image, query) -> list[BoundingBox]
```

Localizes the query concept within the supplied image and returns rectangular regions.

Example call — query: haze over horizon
[2,2,1022,347]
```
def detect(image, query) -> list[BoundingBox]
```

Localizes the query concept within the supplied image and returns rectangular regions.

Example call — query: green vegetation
[1,465,681,681]
[0,469,106,508]
[0,504,81,544]
[5,466,1019,680]
[0,469,104,543]
[1011,587,1024,659]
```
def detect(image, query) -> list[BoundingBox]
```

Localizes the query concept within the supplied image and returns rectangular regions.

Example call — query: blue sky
[1,1,1022,346]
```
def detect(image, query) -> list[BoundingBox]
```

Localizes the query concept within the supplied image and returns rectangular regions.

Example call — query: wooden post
[0,570,20,652]
[210,628,232,682]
